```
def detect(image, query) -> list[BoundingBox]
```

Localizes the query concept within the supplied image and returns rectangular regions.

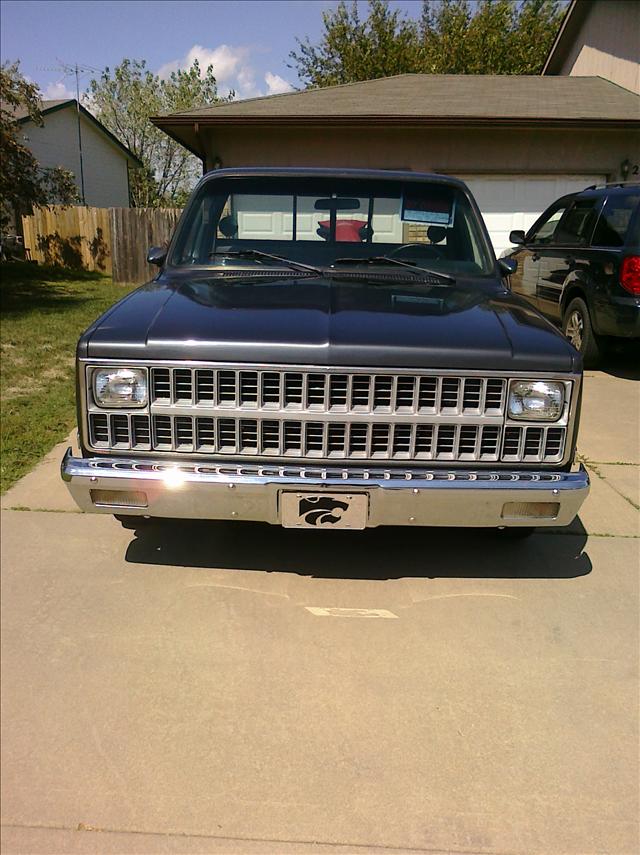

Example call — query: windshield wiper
[333,256,455,283]
[209,249,320,275]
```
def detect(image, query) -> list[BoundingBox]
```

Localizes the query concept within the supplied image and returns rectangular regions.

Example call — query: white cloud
[157,44,293,100]
[158,44,252,96]
[265,72,294,96]
[41,80,75,101]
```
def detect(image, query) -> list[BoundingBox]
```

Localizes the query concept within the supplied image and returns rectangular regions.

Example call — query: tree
[0,61,77,230]
[290,0,566,87]
[419,0,565,74]
[290,0,419,88]
[89,59,231,208]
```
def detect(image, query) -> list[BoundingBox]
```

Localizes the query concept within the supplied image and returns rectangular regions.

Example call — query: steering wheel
[386,242,445,259]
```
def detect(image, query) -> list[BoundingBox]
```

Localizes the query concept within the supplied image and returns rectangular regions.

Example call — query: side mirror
[499,258,518,276]
[509,229,526,246]
[147,246,167,267]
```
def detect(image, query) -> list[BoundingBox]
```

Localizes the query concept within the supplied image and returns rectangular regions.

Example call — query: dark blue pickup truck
[62,168,589,537]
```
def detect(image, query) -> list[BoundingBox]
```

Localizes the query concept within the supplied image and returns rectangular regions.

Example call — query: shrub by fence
[21,205,182,284]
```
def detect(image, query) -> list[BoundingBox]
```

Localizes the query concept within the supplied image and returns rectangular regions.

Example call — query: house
[15,99,141,208]
[152,72,639,256]
[542,0,640,95]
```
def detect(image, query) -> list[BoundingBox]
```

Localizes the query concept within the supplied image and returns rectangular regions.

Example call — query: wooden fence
[21,205,183,284]
[110,208,182,284]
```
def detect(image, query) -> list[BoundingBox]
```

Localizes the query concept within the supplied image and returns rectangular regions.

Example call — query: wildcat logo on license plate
[280,492,368,529]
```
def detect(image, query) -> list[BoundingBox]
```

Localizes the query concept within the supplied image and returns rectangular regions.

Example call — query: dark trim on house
[152,115,638,131]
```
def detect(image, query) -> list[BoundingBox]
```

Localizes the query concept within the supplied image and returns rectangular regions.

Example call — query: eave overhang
[152,115,639,132]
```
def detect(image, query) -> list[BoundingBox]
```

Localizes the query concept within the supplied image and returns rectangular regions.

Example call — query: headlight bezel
[507,379,566,423]
[92,366,148,409]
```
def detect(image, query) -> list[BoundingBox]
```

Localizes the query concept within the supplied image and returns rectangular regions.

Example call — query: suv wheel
[563,297,601,368]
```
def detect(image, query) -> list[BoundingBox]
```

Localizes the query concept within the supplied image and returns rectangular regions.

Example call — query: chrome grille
[87,412,566,463]
[149,367,507,416]
[86,365,572,465]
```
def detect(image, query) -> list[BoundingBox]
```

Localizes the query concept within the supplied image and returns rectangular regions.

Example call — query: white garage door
[234,194,403,243]
[460,175,606,257]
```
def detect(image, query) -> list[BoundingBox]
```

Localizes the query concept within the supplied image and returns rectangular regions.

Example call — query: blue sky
[1,0,426,100]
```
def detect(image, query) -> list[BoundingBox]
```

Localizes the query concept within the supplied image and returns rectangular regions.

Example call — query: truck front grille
[149,367,507,416]
[88,412,564,463]
[85,365,572,466]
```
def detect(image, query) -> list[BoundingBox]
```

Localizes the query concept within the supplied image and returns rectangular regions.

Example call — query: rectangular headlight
[93,367,147,408]
[508,380,565,422]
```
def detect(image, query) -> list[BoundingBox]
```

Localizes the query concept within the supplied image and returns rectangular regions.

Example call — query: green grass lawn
[1,262,136,493]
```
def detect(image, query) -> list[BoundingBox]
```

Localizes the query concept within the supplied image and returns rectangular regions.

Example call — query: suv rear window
[591,194,640,247]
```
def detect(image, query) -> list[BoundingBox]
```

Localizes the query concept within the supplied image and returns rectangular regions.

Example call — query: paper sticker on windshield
[402,188,455,226]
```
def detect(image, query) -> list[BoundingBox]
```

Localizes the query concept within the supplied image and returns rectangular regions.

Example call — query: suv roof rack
[584,181,640,191]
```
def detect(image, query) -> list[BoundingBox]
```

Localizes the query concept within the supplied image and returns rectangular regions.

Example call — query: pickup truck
[62,168,589,537]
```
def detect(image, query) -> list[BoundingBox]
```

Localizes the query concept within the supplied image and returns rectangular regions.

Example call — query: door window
[552,199,600,246]
[528,204,569,245]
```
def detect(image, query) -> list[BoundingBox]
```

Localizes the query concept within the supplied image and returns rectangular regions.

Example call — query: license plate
[280,492,368,530]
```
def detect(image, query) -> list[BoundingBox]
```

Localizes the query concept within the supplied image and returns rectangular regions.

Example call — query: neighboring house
[15,99,141,208]
[542,0,640,95]
[153,74,639,256]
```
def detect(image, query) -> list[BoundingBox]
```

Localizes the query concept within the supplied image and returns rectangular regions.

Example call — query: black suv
[505,183,640,366]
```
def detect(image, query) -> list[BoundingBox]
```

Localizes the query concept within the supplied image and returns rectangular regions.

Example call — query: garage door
[460,175,606,257]
[233,194,403,242]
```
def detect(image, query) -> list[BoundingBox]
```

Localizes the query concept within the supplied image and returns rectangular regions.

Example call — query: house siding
[555,0,640,94]
[21,106,131,207]
[202,125,638,181]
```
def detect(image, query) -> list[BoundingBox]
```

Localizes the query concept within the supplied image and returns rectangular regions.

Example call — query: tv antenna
[38,62,101,204]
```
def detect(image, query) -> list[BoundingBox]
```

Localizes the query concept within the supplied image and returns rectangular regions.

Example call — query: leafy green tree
[0,61,77,230]
[290,0,565,87]
[290,0,419,87]
[420,0,565,74]
[89,59,231,208]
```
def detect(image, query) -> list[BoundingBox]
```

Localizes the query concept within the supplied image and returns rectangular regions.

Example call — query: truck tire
[562,297,601,368]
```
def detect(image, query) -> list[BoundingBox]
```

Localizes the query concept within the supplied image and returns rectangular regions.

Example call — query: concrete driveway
[1,368,638,855]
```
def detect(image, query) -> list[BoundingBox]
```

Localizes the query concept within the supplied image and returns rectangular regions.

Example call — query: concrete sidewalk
[1,370,638,855]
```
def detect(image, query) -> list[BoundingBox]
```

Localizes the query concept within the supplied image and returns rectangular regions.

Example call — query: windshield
[170,176,494,277]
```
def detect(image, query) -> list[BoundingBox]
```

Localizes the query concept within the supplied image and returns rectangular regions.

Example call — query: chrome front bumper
[61,450,589,528]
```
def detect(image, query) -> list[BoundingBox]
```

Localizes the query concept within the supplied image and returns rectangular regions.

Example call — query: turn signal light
[90,489,148,508]
[501,501,560,519]
[620,256,640,296]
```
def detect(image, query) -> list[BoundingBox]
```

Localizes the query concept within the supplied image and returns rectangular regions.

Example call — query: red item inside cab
[318,219,368,242]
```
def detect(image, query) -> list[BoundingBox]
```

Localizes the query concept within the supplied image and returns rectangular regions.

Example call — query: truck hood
[83,272,578,372]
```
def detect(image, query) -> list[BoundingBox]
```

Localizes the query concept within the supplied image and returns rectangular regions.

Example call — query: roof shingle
[157,74,639,123]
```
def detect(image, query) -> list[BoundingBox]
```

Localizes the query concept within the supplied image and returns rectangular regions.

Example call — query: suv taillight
[620,256,640,296]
